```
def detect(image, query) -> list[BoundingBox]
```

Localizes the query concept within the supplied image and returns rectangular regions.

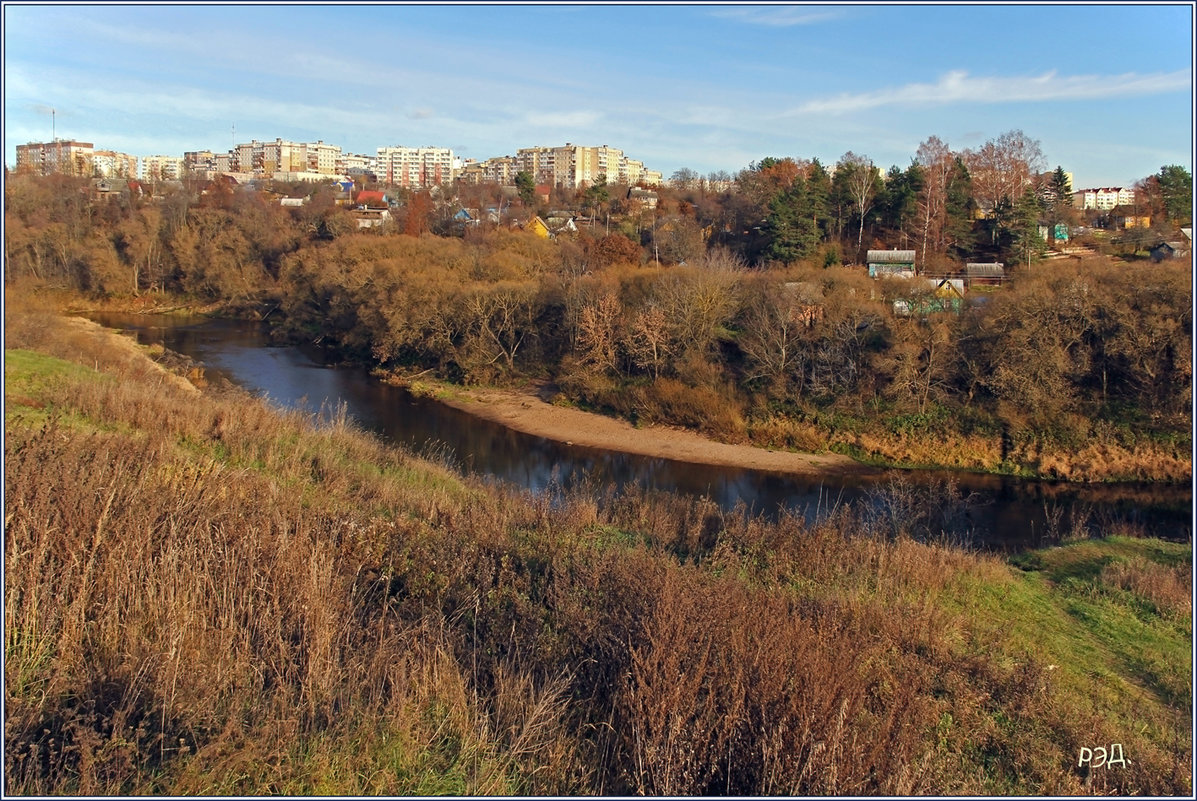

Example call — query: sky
[3,2,1193,189]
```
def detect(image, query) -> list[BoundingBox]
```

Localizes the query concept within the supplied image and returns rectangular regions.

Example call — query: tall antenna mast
[51,107,55,141]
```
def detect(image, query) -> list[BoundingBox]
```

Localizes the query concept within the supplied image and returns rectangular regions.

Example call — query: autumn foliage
[3,299,1190,795]
[3,169,1191,481]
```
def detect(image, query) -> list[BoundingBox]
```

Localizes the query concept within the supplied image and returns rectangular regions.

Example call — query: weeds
[4,301,1192,795]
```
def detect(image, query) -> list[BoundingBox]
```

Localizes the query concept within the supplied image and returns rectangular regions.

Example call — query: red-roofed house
[355,190,390,208]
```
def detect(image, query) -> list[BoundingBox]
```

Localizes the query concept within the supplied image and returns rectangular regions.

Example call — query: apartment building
[228,139,344,180]
[141,155,185,181]
[90,149,139,178]
[1073,186,1136,210]
[376,146,455,188]
[15,140,95,176]
[487,144,662,188]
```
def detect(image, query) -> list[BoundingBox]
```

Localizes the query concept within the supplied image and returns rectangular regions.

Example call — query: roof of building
[355,190,388,207]
[867,249,916,263]
[965,262,1006,277]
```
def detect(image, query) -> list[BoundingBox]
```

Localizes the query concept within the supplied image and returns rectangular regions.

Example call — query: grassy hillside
[4,298,1191,795]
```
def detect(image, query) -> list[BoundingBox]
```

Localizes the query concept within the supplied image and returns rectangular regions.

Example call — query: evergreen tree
[944,157,976,260]
[1157,164,1192,225]
[763,178,819,263]
[807,158,832,239]
[1007,187,1047,268]
[878,163,924,248]
[515,171,536,206]
[1049,166,1073,213]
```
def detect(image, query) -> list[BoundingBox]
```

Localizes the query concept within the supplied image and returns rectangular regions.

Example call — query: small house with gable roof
[867,249,916,278]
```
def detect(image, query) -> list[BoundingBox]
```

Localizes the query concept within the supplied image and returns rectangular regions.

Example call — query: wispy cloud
[709,6,842,27]
[794,69,1192,114]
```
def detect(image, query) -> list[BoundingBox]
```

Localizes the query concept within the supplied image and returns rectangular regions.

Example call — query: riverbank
[5,296,1191,796]
[39,287,1194,485]
[385,374,880,478]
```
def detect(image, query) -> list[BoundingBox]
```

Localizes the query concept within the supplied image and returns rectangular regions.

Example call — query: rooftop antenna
[51,107,55,141]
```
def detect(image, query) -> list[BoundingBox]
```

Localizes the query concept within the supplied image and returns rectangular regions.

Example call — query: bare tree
[838,152,880,249]
[915,136,954,265]
[623,303,673,379]
[962,129,1045,216]
[575,291,622,374]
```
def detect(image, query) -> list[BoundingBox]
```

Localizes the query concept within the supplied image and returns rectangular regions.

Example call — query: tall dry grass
[4,300,1191,795]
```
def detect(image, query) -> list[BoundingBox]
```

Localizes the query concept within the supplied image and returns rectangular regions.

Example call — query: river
[88,313,1192,551]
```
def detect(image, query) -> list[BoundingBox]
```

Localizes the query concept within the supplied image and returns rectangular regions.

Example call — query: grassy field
[4,295,1192,795]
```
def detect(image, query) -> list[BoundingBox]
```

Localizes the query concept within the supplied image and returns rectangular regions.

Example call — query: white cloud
[793,69,1192,115]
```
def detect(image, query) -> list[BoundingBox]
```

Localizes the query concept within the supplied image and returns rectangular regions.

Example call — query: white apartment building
[1073,186,1136,210]
[141,154,185,181]
[92,149,139,178]
[376,146,455,188]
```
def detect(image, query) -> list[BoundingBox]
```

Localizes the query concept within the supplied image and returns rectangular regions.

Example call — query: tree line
[3,140,1191,479]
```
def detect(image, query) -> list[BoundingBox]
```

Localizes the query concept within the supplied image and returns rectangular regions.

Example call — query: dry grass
[4,298,1191,795]
[1101,557,1192,621]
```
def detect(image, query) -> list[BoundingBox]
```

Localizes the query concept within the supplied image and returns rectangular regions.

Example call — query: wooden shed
[965,262,1005,286]
[867,249,916,277]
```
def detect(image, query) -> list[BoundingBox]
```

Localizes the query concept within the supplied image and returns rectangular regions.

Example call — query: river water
[89,313,1193,551]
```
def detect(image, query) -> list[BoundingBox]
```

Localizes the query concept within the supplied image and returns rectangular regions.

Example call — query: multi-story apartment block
[618,157,662,186]
[227,139,343,180]
[457,156,518,186]
[15,140,95,176]
[1073,186,1135,210]
[306,141,340,175]
[91,150,139,178]
[477,143,661,188]
[141,155,185,181]
[184,150,218,177]
[376,146,455,188]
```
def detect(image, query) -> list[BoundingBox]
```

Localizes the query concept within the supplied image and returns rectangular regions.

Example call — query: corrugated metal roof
[965,263,1005,277]
[867,250,916,263]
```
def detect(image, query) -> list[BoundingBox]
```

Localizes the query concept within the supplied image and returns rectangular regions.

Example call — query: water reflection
[89,313,1192,551]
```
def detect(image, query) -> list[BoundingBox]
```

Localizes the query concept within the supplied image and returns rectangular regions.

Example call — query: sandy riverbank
[398,379,881,478]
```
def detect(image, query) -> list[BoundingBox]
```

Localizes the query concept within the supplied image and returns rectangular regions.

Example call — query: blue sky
[3,2,1192,188]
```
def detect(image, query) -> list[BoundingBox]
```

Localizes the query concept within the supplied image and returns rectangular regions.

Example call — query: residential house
[354,190,389,208]
[1150,240,1189,262]
[965,262,1006,286]
[544,214,578,236]
[332,181,355,206]
[1114,214,1151,230]
[867,249,916,278]
[893,278,965,316]
[627,187,658,210]
[352,208,391,229]
[525,216,551,238]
